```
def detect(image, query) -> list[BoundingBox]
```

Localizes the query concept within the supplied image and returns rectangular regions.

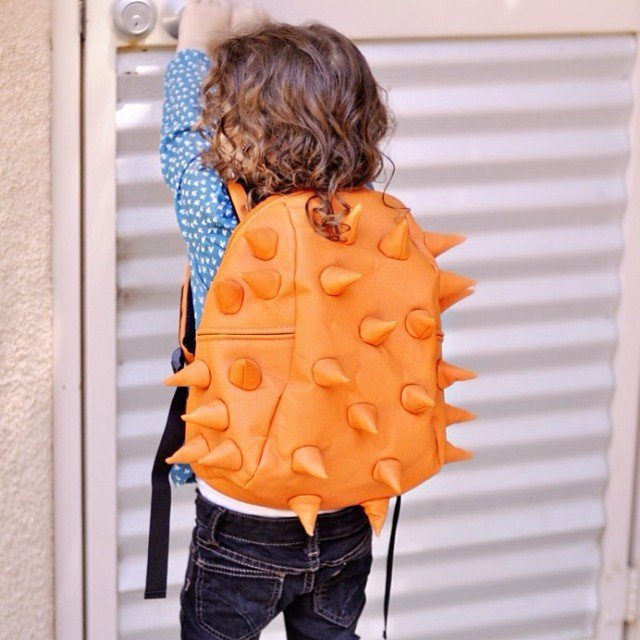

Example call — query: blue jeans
[180,487,373,639]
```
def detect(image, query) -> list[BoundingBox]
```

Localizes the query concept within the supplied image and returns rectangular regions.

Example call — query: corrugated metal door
[113,34,634,640]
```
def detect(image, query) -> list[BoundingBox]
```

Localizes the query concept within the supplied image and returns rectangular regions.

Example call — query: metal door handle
[160,0,186,39]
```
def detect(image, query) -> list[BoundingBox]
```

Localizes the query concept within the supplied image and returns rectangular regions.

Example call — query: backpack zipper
[196,327,295,338]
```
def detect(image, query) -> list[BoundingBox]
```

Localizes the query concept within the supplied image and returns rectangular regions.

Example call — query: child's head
[195,21,396,240]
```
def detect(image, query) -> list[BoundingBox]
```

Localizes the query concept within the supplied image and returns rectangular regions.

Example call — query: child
[159,1,395,637]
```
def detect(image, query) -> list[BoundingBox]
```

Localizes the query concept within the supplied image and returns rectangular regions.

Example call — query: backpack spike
[401,384,435,413]
[436,360,477,389]
[443,441,474,464]
[244,227,278,260]
[373,459,402,493]
[444,403,476,425]
[439,270,476,301]
[164,360,211,389]
[165,433,209,464]
[347,402,378,434]
[339,202,363,245]
[379,217,410,260]
[440,287,475,312]
[319,265,362,295]
[197,438,243,470]
[291,446,328,479]
[312,358,349,387]
[213,279,244,314]
[423,231,466,257]
[288,495,322,535]
[241,269,281,300]
[359,317,397,346]
[405,309,435,339]
[182,399,229,431]
[229,358,262,390]
[361,498,389,536]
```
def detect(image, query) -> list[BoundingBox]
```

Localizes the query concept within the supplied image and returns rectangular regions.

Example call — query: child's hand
[230,2,269,35]
[177,0,269,54]
[177,0,233,53]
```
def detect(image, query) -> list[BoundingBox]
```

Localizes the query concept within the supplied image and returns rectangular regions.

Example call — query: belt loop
[208,505,225,545]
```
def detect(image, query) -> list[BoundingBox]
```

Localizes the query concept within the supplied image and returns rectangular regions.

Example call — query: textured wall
[0,0,53,638]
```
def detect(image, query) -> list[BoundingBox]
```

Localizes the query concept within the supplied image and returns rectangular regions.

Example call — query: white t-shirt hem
[195,476,341,517]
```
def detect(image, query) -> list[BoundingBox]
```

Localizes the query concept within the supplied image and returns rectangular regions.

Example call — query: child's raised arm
[159,0,267,195]
[159,45,214,197]
[159,0,268,199]
[158,1,269,263]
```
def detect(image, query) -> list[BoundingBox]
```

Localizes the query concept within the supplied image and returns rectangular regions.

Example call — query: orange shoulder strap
[178,181,248,359]
[227,180,250,222]
[178,263,195,364]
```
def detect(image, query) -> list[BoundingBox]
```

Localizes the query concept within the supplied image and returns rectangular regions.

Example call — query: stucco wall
[0,1,53,638]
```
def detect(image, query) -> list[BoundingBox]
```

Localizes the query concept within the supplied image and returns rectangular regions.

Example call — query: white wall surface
[0,1,54,639]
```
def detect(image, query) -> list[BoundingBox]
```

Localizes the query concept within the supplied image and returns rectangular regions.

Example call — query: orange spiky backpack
[145,180,477,600]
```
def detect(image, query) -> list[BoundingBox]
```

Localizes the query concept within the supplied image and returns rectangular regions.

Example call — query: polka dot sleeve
[159,47,240,330]
[159,47,212,196]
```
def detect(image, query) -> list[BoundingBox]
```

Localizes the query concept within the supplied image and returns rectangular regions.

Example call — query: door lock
[112,0,157,38]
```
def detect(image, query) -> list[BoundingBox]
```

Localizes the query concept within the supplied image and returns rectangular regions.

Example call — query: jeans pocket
[194,543,284,640]
[313,548,373,628]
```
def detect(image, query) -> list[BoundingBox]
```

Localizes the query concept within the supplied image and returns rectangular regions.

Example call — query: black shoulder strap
[144,278,196,599]
[144,376,188,598]
[145,184,246,599]
[382,495,402,638]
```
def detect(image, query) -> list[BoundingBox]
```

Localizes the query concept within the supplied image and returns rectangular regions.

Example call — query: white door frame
[51,0,83,638]
[83,0,119,637]
[600,30,640,640]
[623,51,640,633]
[629,409,640,640]
[62,1,640,639]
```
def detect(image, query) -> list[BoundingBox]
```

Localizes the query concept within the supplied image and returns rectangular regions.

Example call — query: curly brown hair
[193,20,397,241]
